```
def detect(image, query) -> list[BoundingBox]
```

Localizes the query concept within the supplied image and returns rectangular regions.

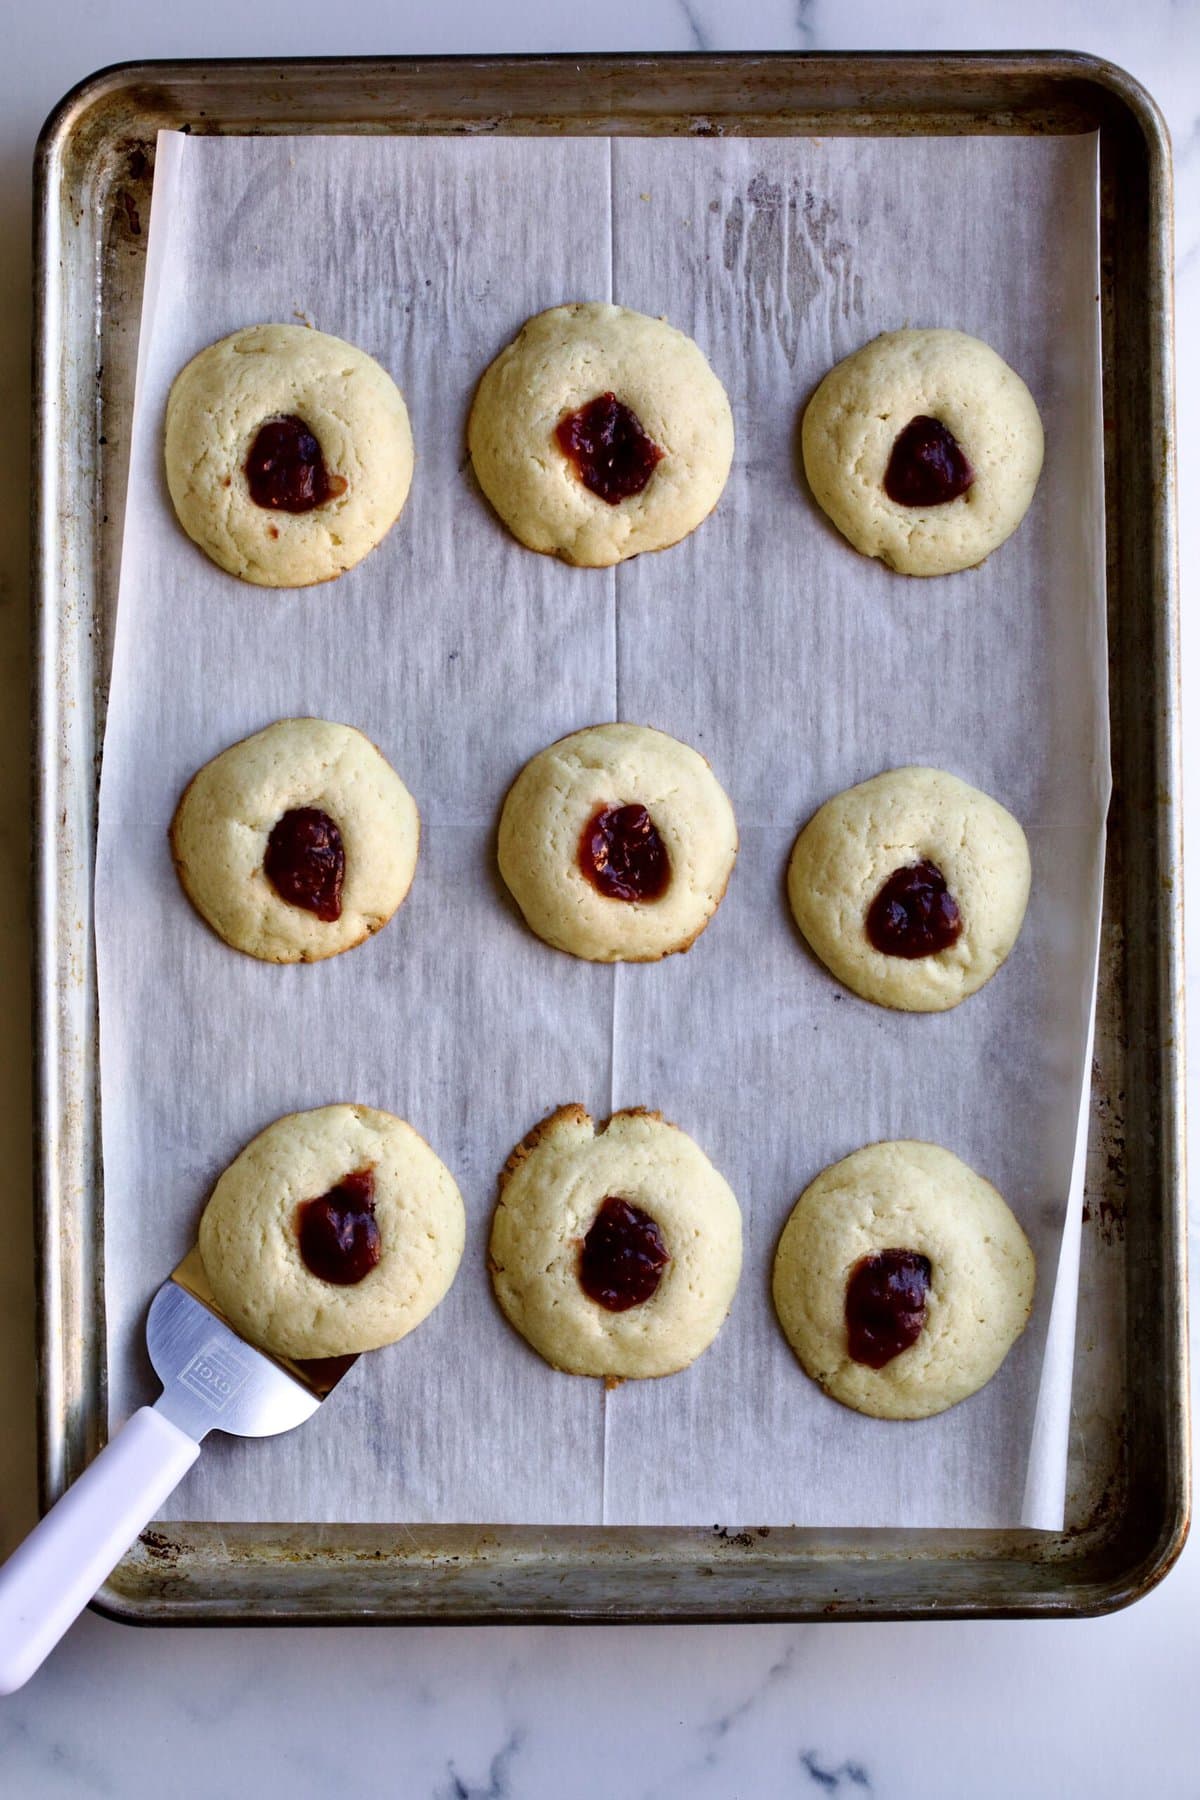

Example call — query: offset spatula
[0,1248,355,1693]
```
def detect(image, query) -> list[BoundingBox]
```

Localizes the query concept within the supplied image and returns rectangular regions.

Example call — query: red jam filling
[264,807,345,923]
[245,415,348,513]
[883,415,974,507]
[845,1249,932,1368]
[866,859,962,959]
[579,1196,670,1311]
[296,1169,380,1287]
[555,393,664,504]
[578,804,670,903]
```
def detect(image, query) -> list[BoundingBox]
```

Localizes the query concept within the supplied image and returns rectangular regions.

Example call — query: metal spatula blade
[154,1246,357,1427]
[0,1250,356,1694]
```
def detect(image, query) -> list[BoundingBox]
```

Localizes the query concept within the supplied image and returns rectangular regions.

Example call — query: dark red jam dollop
[883,415,974,508]
[292,1352,359,1394]
[297,1168,380,1287]
[245,415,348,513]
[579,1197,670,1312]
[845,1249,932,1368]
[866,859,962,959]
[555,393,665,504]
[264,807,345,923]
[579,804,670,903]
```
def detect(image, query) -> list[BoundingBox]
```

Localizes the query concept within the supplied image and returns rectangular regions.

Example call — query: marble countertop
[1,2,1196,1794]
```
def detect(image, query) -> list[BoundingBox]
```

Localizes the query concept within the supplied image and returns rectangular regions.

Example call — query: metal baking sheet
[32,53,1186,1620]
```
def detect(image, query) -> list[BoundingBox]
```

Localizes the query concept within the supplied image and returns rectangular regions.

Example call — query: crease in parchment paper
[96,129,1105,1531]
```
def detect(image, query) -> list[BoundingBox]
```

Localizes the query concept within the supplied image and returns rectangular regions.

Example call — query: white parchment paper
[97,130,1106,1529]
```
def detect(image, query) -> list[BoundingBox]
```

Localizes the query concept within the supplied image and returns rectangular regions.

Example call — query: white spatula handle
[0,1406,199,1694]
